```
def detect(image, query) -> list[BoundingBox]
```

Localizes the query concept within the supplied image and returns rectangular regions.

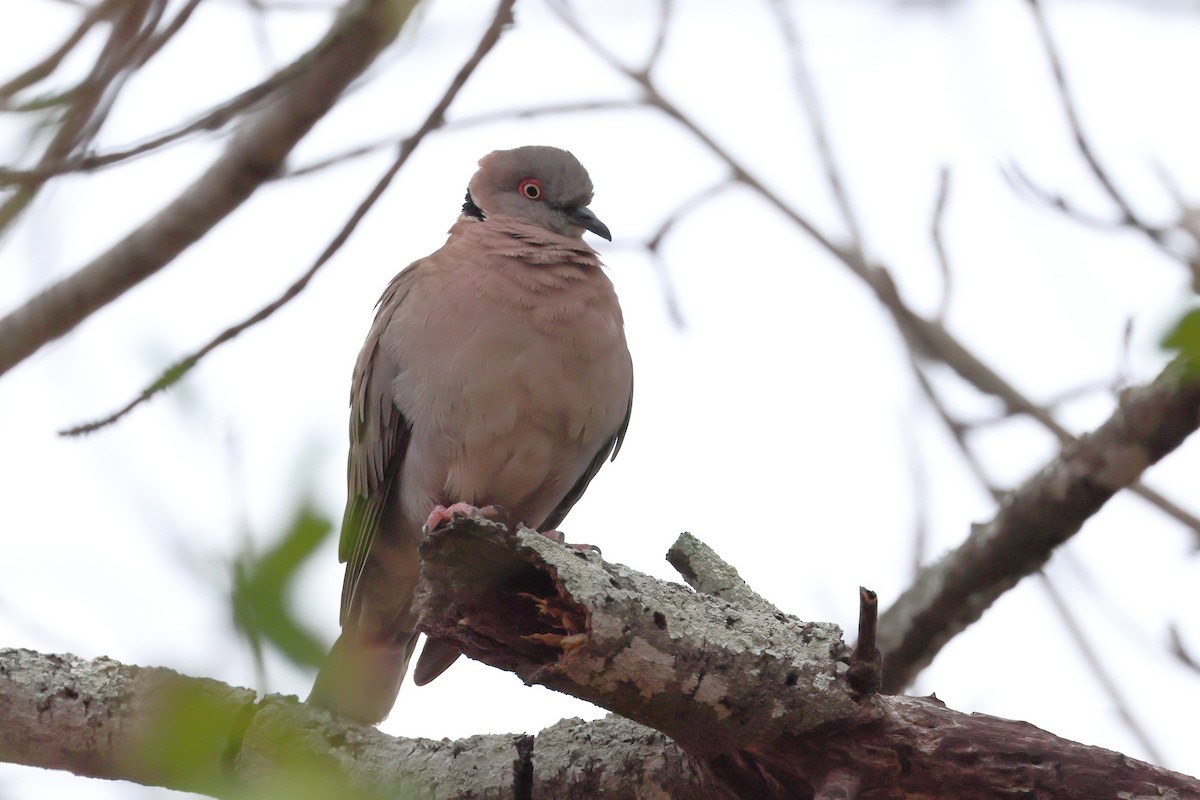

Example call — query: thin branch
[878,360,1200,692]
[0,0,119,100]
[1037,573,1166,764]
[546,0,858,272]
[551,0,1200,545]
[1168,625,1200,676]
[768,0,866,255]
[0,17,338,185]
[1024,0,1156,235]
[930,166,953,322]
[637,176,734,327]
[1002,161,1148,234]
[0,0,412,378]
[910,359,1001,499]
[0,0,167,231]
[284,99,639,179]
[60,0,519,435]
[643,0,674,75]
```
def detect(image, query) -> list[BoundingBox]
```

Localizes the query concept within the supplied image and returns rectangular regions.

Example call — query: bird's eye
[518,178,543,201]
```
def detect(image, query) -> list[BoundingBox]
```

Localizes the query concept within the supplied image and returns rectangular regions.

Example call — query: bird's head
[462,145,611,241]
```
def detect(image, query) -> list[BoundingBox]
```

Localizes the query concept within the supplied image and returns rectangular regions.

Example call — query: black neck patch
[461,189,484,220]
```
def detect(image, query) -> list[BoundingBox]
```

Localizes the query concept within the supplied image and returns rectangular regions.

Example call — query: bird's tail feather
[412,638,462,686]
[307,632,417,725]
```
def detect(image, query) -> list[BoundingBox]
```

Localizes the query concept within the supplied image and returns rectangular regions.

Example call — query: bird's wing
[541,375,633,532]
[338,263,422,627]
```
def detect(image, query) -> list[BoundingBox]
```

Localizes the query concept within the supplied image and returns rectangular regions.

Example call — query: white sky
[2,0,1199,797]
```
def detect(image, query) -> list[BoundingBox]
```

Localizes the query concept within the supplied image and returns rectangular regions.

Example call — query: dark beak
[567,205,612,241]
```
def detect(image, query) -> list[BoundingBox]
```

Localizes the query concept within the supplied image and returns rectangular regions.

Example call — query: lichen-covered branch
[878,360,1200,692]
[415,521,1200,798]
[416,520,859,758]
[6,536,1199,800]
[0,647,723,799]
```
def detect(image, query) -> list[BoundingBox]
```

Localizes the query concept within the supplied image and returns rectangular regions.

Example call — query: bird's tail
[307,631,418,725]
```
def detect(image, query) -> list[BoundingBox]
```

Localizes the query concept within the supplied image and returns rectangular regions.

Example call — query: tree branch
[417,520,858,759]
[0,0,414,377]
[878,360,1200,692]
[413,520,1200,798]
[59,0,518,436]
[0,647,722,799]
[5,520,1200,798]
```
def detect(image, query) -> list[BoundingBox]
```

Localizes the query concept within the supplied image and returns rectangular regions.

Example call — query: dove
[307,146,633,724]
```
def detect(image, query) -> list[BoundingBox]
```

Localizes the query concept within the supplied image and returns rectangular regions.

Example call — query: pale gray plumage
[307,146,633,724]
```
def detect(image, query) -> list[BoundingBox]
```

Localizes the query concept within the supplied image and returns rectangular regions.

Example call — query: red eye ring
[518,178,543,201]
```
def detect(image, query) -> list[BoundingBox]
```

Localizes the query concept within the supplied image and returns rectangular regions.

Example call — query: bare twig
[1024,0,1156,235]
[930,166,953,322]
[909,360,1001,499]
[643,0,673,75]
[1037,573,1165,764]
[285,100,639,179]
[847,587,881,695]
[0,0,168,231]
[0,0,412,378]
[901,414,933,579]
[1002,162,1145,234]
[878,361,1200,692]
[638,176,734,327]
[550,0,1200,546]
[769,0,865,255]
[0,0,118,100]
[61,0,519,435]
[1168,625,1200,676]
[0,12,342,186]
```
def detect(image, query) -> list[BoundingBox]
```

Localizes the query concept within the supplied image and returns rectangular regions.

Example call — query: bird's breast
[391,255,630,528]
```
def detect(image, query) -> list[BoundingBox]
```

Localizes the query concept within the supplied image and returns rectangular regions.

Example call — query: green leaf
[1162,307,1200,375]
[232,501,333,670]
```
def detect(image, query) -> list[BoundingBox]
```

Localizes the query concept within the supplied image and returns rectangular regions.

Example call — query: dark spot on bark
[513,734,534,800]
[653,611,667,630]
[897,744,913,774]
[785,672,799,687]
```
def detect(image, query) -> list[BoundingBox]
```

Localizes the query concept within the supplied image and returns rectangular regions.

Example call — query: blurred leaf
[124,675,252,796]
[232,501,332,671]
[1162,307,1200,375]
[130,679,400,799]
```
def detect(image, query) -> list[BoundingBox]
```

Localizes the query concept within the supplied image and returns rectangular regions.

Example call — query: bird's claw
[422,503,509,535]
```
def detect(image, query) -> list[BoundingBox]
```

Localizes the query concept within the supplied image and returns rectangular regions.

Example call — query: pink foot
[423,503,508,534]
